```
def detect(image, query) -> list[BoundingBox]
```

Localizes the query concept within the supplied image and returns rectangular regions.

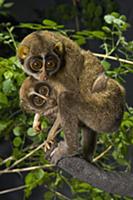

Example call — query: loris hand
[50,141,79,164]
[44,113,61,152]
[43,138,54,152]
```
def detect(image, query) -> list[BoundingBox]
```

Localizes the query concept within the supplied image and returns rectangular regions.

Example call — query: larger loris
[17,31,125,164]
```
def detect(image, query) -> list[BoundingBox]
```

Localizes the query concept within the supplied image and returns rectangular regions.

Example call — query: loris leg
[82,126,97,162]
[50,92,80,164]
[43,113,61,152]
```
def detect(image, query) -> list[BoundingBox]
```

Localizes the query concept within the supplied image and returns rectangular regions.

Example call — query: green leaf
[0,120,12,132]
[5,159,12,168]
[0,92,8,105]
[14,72,25,86]
[27,127,38,137]
[18,23,45,30]
[3,2,14,8]
[42,19,57,26]
[104,15,115,24]
[76,30,91,36]
[111,12,120,18]
[13,137,22,147]
[13,126,22,136]
[121,120,133,128]
[60,130,64,138]
[0,0,4,6]
[102,26,111,33]
[25,169,45,198]
[2,79,16,94]
[101,60,111,70]
[4,71,13,79]
[120,15,127,21]
[113,18,125,26]
[41,120,48,129]
[89,31,105,39]
[13,148,23,159]
[44,191,54,199]
[75,38,86,46]
[73,34,86,45]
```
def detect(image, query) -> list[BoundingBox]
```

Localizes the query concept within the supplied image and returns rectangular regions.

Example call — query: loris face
[19,77,57,115]
[17,31,65,80]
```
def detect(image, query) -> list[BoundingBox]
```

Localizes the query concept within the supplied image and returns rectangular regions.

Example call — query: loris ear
[53,42,64,55]
[17,45,30,61]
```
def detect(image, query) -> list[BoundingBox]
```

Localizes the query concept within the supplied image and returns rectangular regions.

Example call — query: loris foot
[50,141,69,164]
[50,141,79,164]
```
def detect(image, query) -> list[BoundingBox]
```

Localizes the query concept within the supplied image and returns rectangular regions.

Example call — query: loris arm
[33,113,41,132]
[33,112,61,151]
[43,113,61,152]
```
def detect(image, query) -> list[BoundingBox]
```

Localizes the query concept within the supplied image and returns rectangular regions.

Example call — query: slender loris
[19,77,96,155]
[17,30,125,164]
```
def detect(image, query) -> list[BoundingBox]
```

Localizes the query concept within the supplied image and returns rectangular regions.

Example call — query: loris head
[19,77,57,115]
[17,31,65,80]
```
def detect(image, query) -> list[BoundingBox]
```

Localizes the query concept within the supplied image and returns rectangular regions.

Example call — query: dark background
[0,1,132,200]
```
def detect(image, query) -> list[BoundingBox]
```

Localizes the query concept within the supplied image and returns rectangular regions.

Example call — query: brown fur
[18,31,126,163]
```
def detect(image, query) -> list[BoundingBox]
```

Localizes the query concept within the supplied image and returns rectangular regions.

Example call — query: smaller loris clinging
[19,76,60,150]
[19,76,98,160]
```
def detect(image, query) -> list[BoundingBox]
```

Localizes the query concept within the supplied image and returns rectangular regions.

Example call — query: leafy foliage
[34,0,117,31]
[0,2,133,200]
[0,0,13,17]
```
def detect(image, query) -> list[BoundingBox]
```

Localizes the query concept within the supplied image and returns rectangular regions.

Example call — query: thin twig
[0,156,14,165]
[6,27,17,51]
[0,164,54,174]
[72,0,80,31]
[0,185,26,195]
[93,53,133,65]
[8,109,21,119]
[0,183,70,199]
[9,142,45,169]
[44,184,71,200]
[92,145,112,163]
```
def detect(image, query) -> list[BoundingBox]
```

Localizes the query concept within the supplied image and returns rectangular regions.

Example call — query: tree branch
[58,157,133,197]
[0,185,26,195]
[92,145,112,162]
[93,52,133,65]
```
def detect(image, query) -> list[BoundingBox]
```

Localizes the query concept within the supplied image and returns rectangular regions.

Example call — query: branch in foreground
[93,53,133,65]
[58,157,133,197]
[0,185,26,195]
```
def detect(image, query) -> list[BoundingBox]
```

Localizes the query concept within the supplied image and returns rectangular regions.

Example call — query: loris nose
[39,57,47,80]
[49,99,57,106]
[39,67,47,81]
[39,73,47,81]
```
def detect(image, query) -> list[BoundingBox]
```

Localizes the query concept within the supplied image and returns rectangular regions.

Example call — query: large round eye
[35,83,50,97]
[29,57,43,72]
[30,94,45,108]
[45,55,58,71]
[38,85,50,96]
